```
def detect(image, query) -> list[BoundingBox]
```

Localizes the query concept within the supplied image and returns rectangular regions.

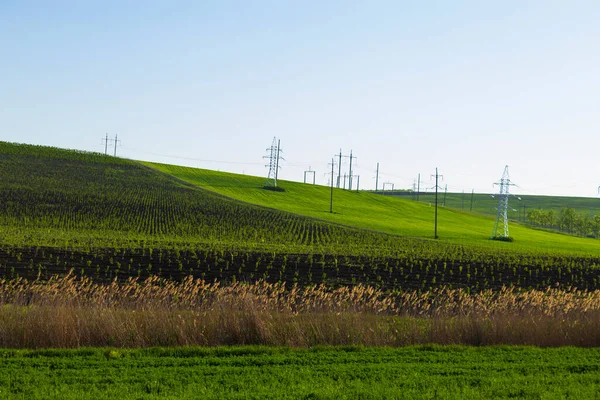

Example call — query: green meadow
[145,162,600,255]
[0,142,599,291]
[2,142,600,396]
[1,346,599,399]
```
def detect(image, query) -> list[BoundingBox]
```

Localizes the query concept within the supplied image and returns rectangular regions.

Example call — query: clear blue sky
[2,1,599,197]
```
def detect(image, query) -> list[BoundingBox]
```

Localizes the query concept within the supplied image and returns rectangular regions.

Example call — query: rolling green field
[384,190,600,218]
[2,141,600,395]
[144,162,600,255]
[1,141,600,290]
[0,346,599,399]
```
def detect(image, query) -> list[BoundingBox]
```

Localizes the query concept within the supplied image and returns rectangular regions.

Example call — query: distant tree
[558,207,577,233]
[527,209,542,226]
[574,213,591,237]
[592,215,600,238]
[539,210,550,227]
[525,207,599,239]
[546,209,556,228]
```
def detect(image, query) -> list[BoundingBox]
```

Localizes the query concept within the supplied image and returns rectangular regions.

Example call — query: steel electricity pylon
[491,165,517,239]
[264,137,282,187]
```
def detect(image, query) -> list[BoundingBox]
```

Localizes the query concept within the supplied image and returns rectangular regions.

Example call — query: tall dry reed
[1,272,600,348]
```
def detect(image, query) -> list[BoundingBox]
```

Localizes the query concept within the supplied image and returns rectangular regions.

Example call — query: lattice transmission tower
[491,165,517,239]
[264,137,282,187]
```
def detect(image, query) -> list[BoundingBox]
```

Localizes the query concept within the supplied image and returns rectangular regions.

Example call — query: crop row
[0,142,534,262]
[1,245,599,291]
[3,141,600,291]
[0,142,374,247]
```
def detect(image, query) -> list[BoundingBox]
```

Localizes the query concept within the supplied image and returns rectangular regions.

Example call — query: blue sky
[2,1,599,196]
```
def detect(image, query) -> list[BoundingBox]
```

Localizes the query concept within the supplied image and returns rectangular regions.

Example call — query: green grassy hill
[144,162,600,256]
[1,141,599,290]
[0,142,405,253]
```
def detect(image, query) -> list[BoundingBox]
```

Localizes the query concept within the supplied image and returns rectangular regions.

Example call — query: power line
[336,149,342,188]
[349,174,360,191]
[101,133,121,156]
[348,150,356,190]
[113,134,121,157]
[285,161,322,167]
[470,189,475,211]
[431,168,444,239]
[416,173,426,201]
[377,171,415,181]
[329,158,336,213]
[443,184,448,207]
[101,133,111,155]
[375,163,379,193]
[304,166,316,184]
[275,138,281,183]
[334,149,357,189]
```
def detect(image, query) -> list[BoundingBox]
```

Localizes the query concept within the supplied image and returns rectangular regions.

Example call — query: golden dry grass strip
[1,273,600,348]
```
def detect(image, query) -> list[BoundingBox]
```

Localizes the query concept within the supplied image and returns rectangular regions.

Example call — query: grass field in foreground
[0,346,598,399]
[145,162,600,255]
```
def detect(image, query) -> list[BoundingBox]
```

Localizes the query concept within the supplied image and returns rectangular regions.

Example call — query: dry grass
[1,272,600,348]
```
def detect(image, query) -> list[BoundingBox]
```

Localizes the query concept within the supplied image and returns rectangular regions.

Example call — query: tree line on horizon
[526,207,600,238]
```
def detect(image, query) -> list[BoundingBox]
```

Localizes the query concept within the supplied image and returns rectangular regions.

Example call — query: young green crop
[0,141,393,250]
[144,162,600,256]
[0,346,599,399]
[2,141,600,291]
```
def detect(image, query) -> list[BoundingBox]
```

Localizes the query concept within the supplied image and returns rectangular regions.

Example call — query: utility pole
[304,167,316,184]
[113,134,121,157]
[337,149,342,188]
[375,163,379,193]
[101,133,115,155]
[417,173,421,202]
[356,175,360,191]
[431,168,443,239]
[443,184,448,207]
[348,150,356,190]
[102,133,109,155]
[470,189,474,211]
[334,149,357,190]
[382,182,394,192]
[329,158,335,213]
[343,174,347,189]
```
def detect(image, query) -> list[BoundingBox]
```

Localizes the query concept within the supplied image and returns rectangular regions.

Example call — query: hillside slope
[0,142,405,253]
[145,162,600,256]
[1,141,599,290]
